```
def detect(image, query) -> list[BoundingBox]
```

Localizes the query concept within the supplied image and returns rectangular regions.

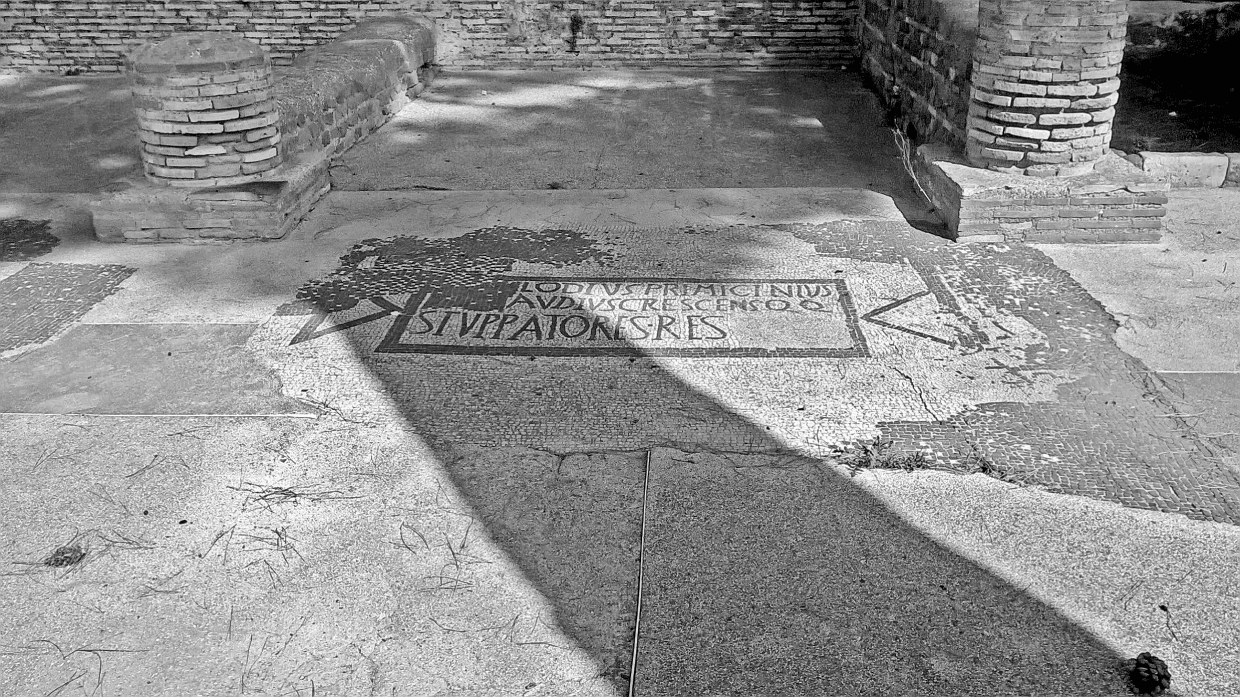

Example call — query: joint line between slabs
[628,449,653,697]
[0,412,321,418]
[1155,370,1240,374]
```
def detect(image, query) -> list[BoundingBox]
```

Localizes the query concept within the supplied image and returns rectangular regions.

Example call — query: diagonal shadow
[279,221,1139,695]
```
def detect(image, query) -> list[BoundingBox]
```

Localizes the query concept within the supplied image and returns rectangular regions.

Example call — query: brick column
[966,0,1128,176]
[128,33,282,188]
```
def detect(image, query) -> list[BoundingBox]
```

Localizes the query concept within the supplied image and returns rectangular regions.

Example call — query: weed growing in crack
[836,437,934,475]
[835,437,1027,484]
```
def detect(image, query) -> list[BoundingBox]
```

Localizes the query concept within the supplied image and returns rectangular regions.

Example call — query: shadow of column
[279,223,1139,695]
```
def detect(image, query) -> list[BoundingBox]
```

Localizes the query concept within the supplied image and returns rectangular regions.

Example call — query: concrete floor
[0,75,140,194]
[329,70,939,227]
[1,69,1239,696]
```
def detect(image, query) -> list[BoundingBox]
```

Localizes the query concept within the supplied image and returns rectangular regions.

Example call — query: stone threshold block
[914,143,1169,244]
[1134,151,1232,189]
[91,153,329,243]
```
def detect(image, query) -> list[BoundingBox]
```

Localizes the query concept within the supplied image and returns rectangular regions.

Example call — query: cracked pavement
[2,69,1240,696]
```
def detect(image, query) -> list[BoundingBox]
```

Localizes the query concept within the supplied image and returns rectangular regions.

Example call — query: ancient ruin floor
[2,69,1239,696]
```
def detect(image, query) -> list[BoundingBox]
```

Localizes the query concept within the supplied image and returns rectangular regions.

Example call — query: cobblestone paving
[0,262,133,353]
[253,220,1240,525]
[0,219,58,261]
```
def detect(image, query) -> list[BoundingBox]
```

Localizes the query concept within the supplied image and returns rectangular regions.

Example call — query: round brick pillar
[966,0,1128,176]
[128,33,282,188]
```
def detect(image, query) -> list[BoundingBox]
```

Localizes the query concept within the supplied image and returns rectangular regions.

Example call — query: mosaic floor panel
[0,262,133,353]
[250,220,1240,524]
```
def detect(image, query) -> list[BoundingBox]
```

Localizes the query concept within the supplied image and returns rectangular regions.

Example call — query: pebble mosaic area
[254,221,1239,524]
[0,263,134,353]
[0,219,58,262]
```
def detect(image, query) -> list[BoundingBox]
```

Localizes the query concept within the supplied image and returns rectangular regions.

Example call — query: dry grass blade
[238,527,304,564]
[228,481,362,511]
[416,571,474,593]
[97,529,156,551]
[427,617,468,633]
[397,521,430,553]
[43,670,86,697]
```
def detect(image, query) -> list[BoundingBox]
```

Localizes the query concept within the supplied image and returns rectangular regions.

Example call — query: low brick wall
[277,21,436,161]
[93,161,330,241]
[91,17,435,243]
[859,0,975,149]
[915,143,1168,243]
[955,187,1168,243]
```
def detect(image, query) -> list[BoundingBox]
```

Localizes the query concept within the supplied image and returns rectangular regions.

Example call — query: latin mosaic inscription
[284,227,999,360]
[340,277,869,357]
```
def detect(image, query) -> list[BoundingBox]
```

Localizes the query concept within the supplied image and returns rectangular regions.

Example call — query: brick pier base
[915,143,1169,243]
[90,16,435,243]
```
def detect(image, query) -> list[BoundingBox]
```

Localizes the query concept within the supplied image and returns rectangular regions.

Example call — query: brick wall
[1,1,859,73]
[276,41,434,162]
[0,1,408,72]
[412,0,859,68]
[859,0,976,149]
[955,187,1167,242]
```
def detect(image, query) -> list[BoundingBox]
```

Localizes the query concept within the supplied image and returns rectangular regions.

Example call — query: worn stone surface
[0,416,626,696]
[249,216,1240,524]
[1158,372,1240,461]
[0,323,311,415]
[1,201,1238,693]
[637,449,1134,696]
[0,75,141,194]
[1140,151,1231,188]
[328,70,932,220]
[1036,188,1240,373]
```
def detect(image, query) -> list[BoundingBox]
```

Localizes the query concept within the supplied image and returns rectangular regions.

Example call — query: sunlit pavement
[2,70,1239,696]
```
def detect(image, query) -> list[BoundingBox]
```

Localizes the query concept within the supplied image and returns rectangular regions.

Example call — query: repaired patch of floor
[0,323,311,415]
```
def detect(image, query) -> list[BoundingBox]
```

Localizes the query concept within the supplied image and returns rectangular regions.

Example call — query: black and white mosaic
[0,263,134,353]
[254,221,1240,524]
[0,219,58,262]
